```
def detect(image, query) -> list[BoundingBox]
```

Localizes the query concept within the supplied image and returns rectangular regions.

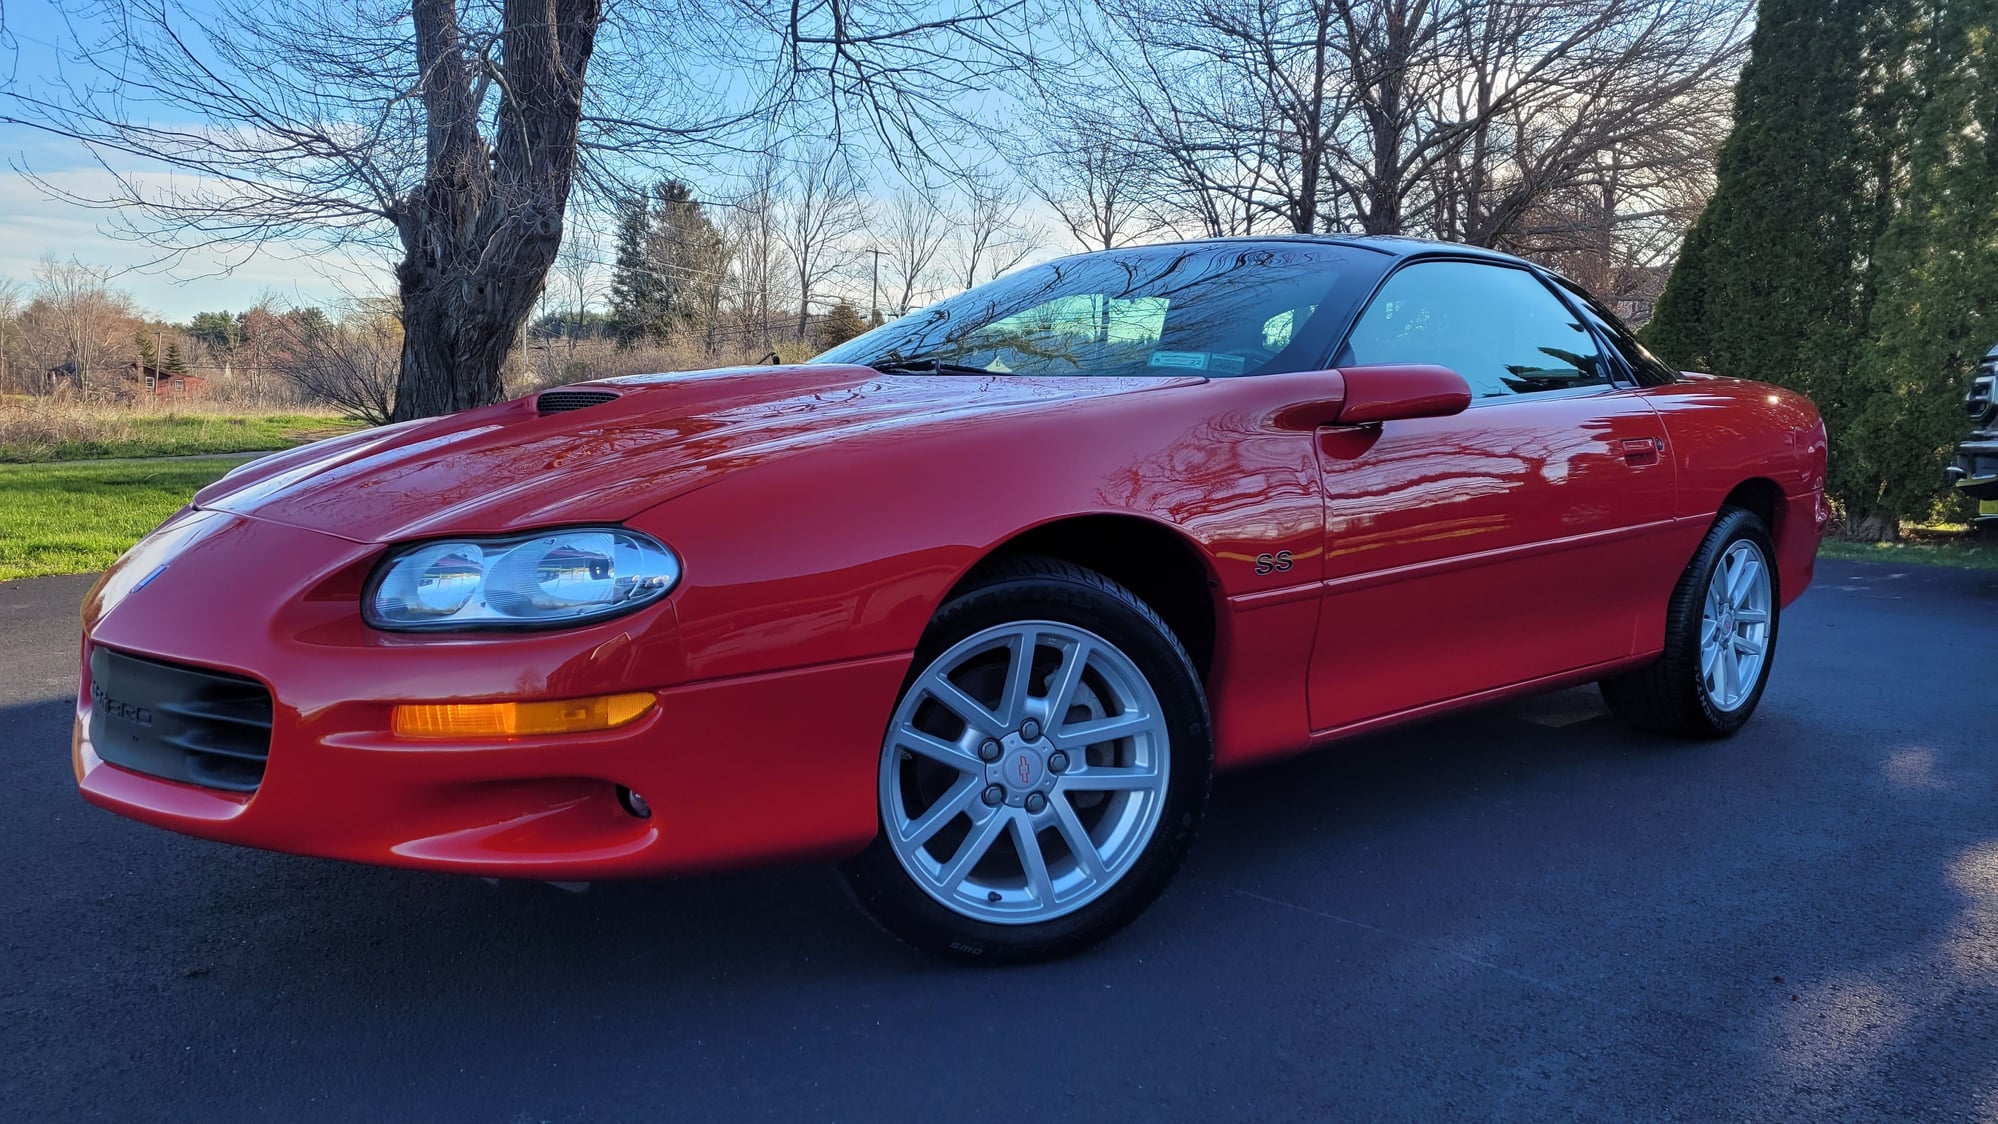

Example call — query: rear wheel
[1601,506,1780,738]
[841,556,1212,962]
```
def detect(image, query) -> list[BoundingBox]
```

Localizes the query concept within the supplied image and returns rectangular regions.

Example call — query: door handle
[1621,437,1663,466]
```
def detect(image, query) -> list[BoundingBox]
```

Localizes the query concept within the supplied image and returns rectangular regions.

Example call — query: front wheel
[1601,506,1781,738]
[840,556,1212,962]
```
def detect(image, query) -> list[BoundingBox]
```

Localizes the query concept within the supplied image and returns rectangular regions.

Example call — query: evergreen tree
[163,342,187,373]
[1646,0,1886,405]
[608,180,725,347]
[815,301,870,350]
[1847,1,1998,533]
[647,181,727,345]
[1645,0,1966,538]
[608,189,662,347]
[290,307,333,341]
[187,311,241,355]
[135,330,159,369]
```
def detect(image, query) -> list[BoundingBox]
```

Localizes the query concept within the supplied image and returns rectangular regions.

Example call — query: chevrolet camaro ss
[73,237,1830,961]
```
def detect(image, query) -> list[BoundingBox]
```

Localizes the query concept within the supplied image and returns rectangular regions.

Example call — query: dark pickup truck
[1947,343,1998,528]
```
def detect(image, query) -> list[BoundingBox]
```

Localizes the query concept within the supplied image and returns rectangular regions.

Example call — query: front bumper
[73,511,905,879]
[1946,433,1998,525]
[1948,432,1998,491]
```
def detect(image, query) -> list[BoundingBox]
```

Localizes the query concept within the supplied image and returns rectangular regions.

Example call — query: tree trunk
[394,280,523,417]
[1845,507,1899,543]
[388,0,601,422]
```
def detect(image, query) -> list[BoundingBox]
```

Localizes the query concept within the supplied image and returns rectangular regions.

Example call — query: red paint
[71,315,1828,881]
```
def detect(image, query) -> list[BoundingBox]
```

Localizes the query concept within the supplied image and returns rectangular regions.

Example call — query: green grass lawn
[0,413,363,463]
[0,457,255,581]
[1818,536,1998,570]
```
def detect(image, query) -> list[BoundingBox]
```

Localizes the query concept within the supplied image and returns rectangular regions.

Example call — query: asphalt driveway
[4,559,1996,1122]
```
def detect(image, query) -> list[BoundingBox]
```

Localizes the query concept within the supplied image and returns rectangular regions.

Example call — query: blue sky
[0,0,1063,321]
[1,0,406,319]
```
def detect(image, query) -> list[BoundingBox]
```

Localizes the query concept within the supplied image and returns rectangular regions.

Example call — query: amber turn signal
[392,692,657,739]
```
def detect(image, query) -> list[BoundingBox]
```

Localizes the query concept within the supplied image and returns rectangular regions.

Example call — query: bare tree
[878,191,952,314]
[1069,0,1748,256]
[1490,128,1726,319]
[553,218,607,356]
[233,303,299,407]
[719,159,793,349]
[990,220,1049,282]
[21,257,137,395]
[0,277,19,395]
[274,301,402,425]
[2,0,1037,419]
[1071,0,1346,236]
[777,147,869,336]
[952,178,1044,290]
[1419,2,1746,252]
[1027,113,1164,251]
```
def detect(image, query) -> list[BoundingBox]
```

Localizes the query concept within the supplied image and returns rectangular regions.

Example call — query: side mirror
[1254,364,1473,430]
[1335,364,1472,425]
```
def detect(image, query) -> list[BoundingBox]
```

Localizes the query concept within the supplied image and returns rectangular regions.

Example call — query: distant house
[122,362,208,400]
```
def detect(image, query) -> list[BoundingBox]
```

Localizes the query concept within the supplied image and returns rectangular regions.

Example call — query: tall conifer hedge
[1645,0,1994,538]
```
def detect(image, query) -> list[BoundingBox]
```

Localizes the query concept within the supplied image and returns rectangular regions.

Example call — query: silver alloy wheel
[879,621,1171,925]
[1699,540,1773,712]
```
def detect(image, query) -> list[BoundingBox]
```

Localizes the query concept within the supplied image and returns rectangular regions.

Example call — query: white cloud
[0,165,388,320]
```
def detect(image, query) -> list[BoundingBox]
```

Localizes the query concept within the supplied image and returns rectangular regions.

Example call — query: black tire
[840,555,1213,963]
[1601,506,1781,738]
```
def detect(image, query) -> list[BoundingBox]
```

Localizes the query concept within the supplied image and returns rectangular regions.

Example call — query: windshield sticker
[1148,351,1209,370]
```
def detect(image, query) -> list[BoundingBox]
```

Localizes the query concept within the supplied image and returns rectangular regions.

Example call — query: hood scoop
[536,388,620,415]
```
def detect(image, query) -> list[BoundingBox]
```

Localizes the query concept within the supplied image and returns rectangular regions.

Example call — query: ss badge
[1254,550,1294,576]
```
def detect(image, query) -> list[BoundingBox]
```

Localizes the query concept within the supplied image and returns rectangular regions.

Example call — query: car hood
[194,364,1190,544]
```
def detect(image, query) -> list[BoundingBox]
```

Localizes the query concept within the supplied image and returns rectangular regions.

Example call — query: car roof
[1068,234,1540,268]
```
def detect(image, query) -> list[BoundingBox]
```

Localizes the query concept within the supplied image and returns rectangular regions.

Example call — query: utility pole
[867,247,886,325]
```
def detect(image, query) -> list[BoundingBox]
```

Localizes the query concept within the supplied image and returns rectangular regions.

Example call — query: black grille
[1968,372,1995,426]
[88,647,273,793]
[536,388,619,415]
[1955,440,1998,482]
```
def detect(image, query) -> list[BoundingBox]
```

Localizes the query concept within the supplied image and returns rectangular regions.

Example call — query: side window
[1554,279,1682,388]
[1341,261,1609,398]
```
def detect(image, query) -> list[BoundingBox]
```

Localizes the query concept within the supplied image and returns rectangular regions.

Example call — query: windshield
[815,242,1358,378]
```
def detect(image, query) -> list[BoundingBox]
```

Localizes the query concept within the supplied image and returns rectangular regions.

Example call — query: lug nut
[1020,718,1042,741]
[1024,792,1048,814]
[982,784,1006,807]
[1047,751,1069,774]
[978,738,1003,762]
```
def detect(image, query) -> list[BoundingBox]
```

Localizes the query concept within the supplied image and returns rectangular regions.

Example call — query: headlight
[364,527,681,631]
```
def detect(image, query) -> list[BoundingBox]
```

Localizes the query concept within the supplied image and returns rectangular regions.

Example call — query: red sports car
[73,237,1829,960]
